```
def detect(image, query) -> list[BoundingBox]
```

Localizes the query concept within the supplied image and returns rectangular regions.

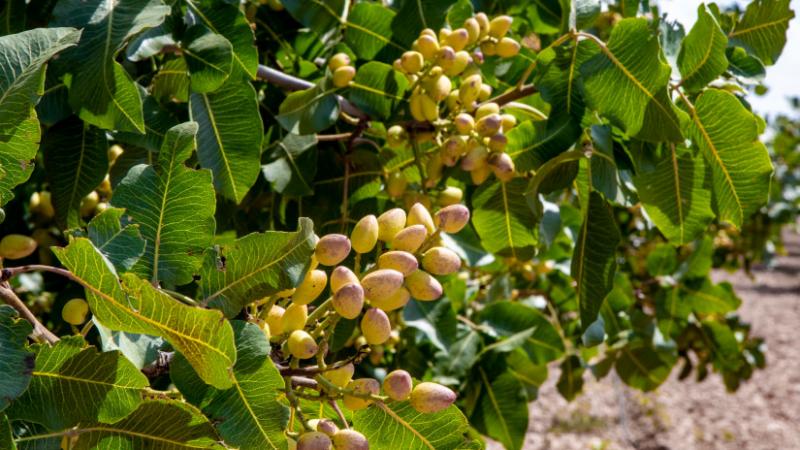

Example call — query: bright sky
[659,0,800,119]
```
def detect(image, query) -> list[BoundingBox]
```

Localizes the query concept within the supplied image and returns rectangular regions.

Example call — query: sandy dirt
[489,229,800,450]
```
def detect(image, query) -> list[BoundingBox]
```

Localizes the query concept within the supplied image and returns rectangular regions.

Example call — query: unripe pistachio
[386,171,408,198]
[332,66,356,88]
[309,253,320,271]
[296,431,331,450]
[475,13,490,36]
[312,419,338,437]
[332,429,369,450]
[315,234,351,266]
[392,224,428,252]
[439,186,463,206]
[476,113,502,136]
[454,113,474,135]
[426,75,452,102]
[459,74,482,106]
[351,214,379,253]
[400,51,424,74]
[30,191,55,219]
[488,151,516,182]
[282,303,308,332]
[460,143,489,171]
[292,269,327,305]
[328,53,351,71]
[420,94,439,122]
[425,153,443,188]
[407,202,436,233]
[343,378,380,410]
[262,305,286,335]
[0,234,37,260]
[333,282,364,319]
[422,247,462,275]
[464,17,481,43]
[489,15,513,38]
[360,269,404,301]
[369,345,384,365]
[369,286,410,312]
[416,34,439,60]
[447,50,471,77]
[441,138,464,167]
[378,250,419,276]
[405,270,443,301]
[478,83,493,101]
[435,204,471,233]
[480,40,497,56]
[436,46,456,72]
[377,208,407,243]
[62,298,89,325]
[496,37,521,58]
[383,369,413,401]
[419,28,437,39]
[97,174,112,196]
[277,288,295,298]
[437,27,451,43]
[471,164,492,184]
[354,336,368,348]
[501,113,517,131]
[393,58,404,73]
[410,382,456,413]
[330,266,357,293]
[108,144,124,164]
[475,102,500,120]
[361,307,391,345]
[80,191,99,217]
[386,125,408,148]
[322,363,354,388]
[445,89,460,110]
[288,330,318,359]
[409,93,426,121]
[488,132,508,152]
[446,28,469,51]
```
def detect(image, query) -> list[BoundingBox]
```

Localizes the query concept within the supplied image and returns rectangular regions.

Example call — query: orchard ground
[488,229,800,450]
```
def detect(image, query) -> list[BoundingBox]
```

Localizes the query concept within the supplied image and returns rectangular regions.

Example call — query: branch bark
[0,281,59,344]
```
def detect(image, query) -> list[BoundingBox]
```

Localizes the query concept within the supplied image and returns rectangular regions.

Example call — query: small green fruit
[0,234,37,260]
[261,305,285,335]
[351,214,379,254]
[438,186,463,206]
[405,270,443,301]
[328,53,351,71]
[377,208,407,243]
[489,15,513,38]
[407,202,436,234]
[332,66,356,88]
[292,269,327,305]
[288,330,318,359]
[62,298,89,325]
[322,363,354,388]
[282,304,308,332]
[496,37,521,58]
[400,51,424,74]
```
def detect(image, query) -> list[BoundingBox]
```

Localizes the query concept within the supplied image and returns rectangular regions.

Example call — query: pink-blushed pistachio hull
[377,208,407,243]
[488,151,515,182]
[297,431,332,450]
[407,202,436,233]
[422,247,462,275]
[343,378,380,410]
[391,225,428,253]
[361,307,392,345]
[360,269,404,301]
[460,143,488,171]
[288,330,318,359]
[405,270,443,301]
[332,429,369,450]
[292,269,327,305]
[435,204,470,234]
[410,382,457,413]
[322,363,354,388]
[315,419,338,437]
[315,234,351,266]
[369,286,411,312]
[470,164,492,184]
[383,369,413,401]
[351,214,379,253]
[330,266,359,293]
[378,250,419,275]
[332,282,364,319]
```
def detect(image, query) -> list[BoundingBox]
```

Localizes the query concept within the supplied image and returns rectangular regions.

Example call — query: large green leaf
[6,336,148,429]
[262,134,318,197]
[52,0,170,133]
[345,3,403,60]
[580,18,684,142]
[281,0,346,35]
[53,238,236,389]
[685,89,772,228]
[42,118,109,229]
[277,84,340,134]
[0,306,33,413]
[728,0,794,66]
[472,179,537,261]
[0,113,39,206]
[200,218,316,318]
[191,74,263,203]
[352,401,474,450]
[182,24,234,93]
[682,278,741,315]
[391,0,457,47]
[478,302,564,365]
[172,321,289,450]
[112,122,216,285]
[11,400,224,449]
[0,413,13,450]
[472,369,528,450]
[185,0,258,78]
[86,207,146,272]
[571,192,620,331]
[634,145,714,245]
[348,61,409,120]
[556,355,584,401]
[614,345,676,391]
[505,112,581,172]
[677,5,728,93]
[0,27,80,133]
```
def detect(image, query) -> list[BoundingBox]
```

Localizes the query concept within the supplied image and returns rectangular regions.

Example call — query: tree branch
[0,281,59,344]
[483,83,539,108]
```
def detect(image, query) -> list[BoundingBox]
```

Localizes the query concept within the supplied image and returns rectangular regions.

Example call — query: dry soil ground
[489,229,800,450]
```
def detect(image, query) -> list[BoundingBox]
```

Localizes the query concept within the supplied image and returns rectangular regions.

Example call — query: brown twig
[0,282,59,344]
[481,83,539,108]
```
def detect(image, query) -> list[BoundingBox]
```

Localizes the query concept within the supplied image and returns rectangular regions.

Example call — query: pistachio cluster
[329,53,357,88]
[385,13,521,189]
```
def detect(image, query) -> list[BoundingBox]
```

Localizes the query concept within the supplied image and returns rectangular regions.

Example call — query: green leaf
[677,5,728,93]
[200,218,316,318]
[391,0,456,47]
[86,206,146,272]
[348,61,409,120]
[443,330,480,378]
[113,88,180,152]
[634,145,714,245]
[345,3,403,60]
[185,0,258,78]
[0,112,39,206]
[7,336,148,429]
[646,243,678,276]
[12,400,224,449]
[0,306,33,413]
[478,302,564,365]
[682,278,740,314]
[262,134,318,197]
[0,27,80,133]
[94,320,164,370]
[112,122,216,285]
[191,74,263,202]
[615,345,676,391]
[685,89,773,228]
[506,112,581,172]
[42,117,109,229]
[571,192,620,331]
[729,0,794,66]
[0,0,25,35]
[281,0,346,35]
[726,46,765,81]
[580,18,685,142]
[277,84,340,134]
[153,57,190,103]
[172,321,289,450]
[52,0,170,132]
[472,179,537,260]
[353,401,474,450]
[0,413,14,450]
[556,355,584,401]
[404,298,458,352]
[53,238,236,389]
[473,369,528,450]
[183,24,234,93]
